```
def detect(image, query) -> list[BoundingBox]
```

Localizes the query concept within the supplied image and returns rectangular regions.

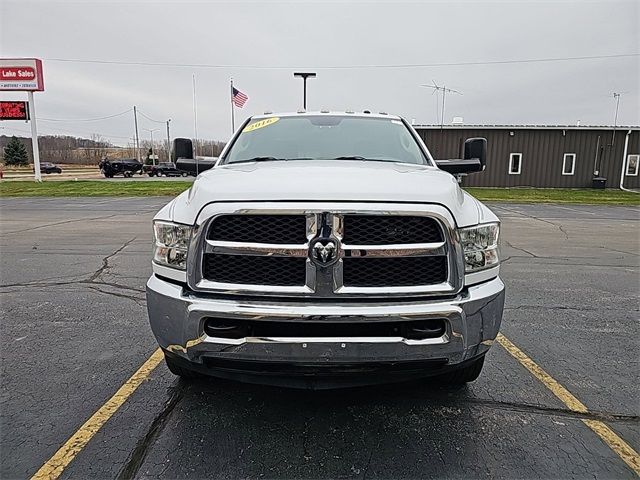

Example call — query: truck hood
[165,160,489,227]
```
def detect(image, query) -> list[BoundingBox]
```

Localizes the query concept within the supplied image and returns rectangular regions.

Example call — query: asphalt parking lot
[1,198,638,479]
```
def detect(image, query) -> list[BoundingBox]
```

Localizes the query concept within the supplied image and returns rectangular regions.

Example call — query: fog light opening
[405,320,446,340]
[204,318,249,339]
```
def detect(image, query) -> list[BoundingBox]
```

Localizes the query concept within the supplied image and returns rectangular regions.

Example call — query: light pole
[166,119,172,162]
[293,72,316,110]
[143,127,160,165]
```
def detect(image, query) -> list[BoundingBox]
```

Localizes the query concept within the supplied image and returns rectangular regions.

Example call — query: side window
[626,154,639,176]
[508,153,522,175]
[562,153,576,176]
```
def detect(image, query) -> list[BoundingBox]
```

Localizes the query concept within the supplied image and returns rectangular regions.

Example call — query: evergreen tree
[4,136,29,166]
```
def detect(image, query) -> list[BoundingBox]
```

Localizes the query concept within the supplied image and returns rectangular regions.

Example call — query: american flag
[232,87,248,108]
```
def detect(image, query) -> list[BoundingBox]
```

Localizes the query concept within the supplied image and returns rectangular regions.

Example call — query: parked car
[146,162,187,177]
[37,162,62,174]
[99,158,143,178]
[146,111,505,389]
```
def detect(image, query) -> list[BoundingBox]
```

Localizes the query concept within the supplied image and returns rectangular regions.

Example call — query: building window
[508,153,522,175]
[562,153,576,175]
[626,154,639,176]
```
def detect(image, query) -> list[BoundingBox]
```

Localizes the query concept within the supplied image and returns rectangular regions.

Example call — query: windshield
[223,115,429,165]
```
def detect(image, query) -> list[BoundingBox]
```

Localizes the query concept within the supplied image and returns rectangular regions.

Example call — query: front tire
[164,354,202,380]
[436,356,485,385]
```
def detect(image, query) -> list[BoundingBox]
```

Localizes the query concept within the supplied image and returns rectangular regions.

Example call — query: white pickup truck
[146,112,505,389]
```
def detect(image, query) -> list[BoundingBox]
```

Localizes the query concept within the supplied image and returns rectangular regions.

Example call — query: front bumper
[146,275,505,382]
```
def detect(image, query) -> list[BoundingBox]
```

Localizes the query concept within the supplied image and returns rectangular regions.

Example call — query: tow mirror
[435,137,487,175]
[464,137,487,170]
[173,138,193,161]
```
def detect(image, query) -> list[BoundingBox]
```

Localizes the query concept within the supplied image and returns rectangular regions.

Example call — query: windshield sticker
[243,117,279,133]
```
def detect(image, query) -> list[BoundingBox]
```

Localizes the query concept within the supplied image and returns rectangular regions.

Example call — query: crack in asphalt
[504,240,538,257]
[116,383,185,480]
[599,246,640,257]
[0,237,145,302]
[88,237,138,283]
[0,214,123,236]
[460,397,639,424]
[496,205,570,240]
[0,210,156,236]
[86,285,146,307]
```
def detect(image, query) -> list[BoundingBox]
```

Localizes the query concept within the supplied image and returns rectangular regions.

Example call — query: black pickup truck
[99,158,143,178]
[146,162,187,177]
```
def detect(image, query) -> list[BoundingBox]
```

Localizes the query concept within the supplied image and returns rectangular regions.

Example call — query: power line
[43,53,639,70]
[37,108,133,122]
[1,124,132,141]
[137,109,166,124]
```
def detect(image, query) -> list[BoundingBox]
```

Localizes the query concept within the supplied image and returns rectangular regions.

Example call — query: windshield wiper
[230,157,320,164]
[332,156,400,163]
[230,156,281,164]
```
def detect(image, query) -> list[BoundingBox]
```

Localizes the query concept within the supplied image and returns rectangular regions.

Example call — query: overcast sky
[1,0,638,146]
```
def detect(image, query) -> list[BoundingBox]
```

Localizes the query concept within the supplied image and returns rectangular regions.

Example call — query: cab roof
[249,111,403,121]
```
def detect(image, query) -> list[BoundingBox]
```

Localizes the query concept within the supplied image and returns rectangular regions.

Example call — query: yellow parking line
[497,333,640,475]
[30,336,640,478]
[31,348,164,480]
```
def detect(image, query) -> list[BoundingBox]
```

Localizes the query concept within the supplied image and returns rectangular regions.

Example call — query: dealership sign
[0,59,44,91]
[0,101,29,120]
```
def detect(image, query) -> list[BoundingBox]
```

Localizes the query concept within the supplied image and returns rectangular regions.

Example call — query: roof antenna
[420,81,463,129]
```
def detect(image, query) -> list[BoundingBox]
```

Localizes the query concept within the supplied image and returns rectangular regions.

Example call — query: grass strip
[0,181,638,205]
[0,180,192,197]
[464,187,639,205]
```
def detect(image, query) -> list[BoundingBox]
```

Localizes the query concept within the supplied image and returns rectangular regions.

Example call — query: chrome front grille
[342,215,443,244]
[203,253,306,286]
[192,204,463,298]
[208,215,306,244]
[342,256,447,287]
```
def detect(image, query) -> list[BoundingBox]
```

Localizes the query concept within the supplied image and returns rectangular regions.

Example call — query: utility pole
[293,72,316,110]
[420,81,463,128]
[143,127,160,165]
[611,92,621,147]
[133,106,140,162]
[166,119,171,162]
[192,73,198,158]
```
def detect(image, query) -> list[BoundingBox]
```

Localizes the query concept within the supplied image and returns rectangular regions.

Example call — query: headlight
[458,222,499,272]
[153,221,193,270]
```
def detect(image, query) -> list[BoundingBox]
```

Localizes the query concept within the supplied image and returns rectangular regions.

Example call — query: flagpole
[192,73,198,158]
[230,78,235,134]
[192,73,199,174]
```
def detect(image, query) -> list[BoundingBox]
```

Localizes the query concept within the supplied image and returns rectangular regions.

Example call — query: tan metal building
[415,125,640,189]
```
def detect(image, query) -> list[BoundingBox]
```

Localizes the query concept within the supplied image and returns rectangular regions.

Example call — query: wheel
[181,172,188,177]
[148,172,155,177]
[436,356,485,385]
[164,354,202,380]
[124,171,133,178]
